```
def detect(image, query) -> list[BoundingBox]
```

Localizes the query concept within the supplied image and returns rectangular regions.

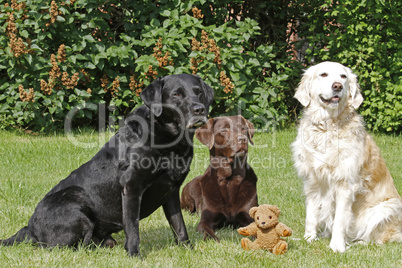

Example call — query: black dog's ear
[140,77,164,117]
[200,78,214,111]
[195,118,214,150]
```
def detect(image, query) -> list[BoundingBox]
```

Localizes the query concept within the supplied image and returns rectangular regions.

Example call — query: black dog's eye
[320,73,328,77]
[172,91,182,98]
[340,74,347,79]
[194,86,202,96]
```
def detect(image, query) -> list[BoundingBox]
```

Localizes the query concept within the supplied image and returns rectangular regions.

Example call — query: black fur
[0,74,214,256]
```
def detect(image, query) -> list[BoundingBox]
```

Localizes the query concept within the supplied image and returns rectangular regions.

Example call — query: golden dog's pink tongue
[330,96,340,103]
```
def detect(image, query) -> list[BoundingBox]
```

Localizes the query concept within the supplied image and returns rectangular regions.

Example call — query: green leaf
[161,10,171,17]
[84,62,96,69]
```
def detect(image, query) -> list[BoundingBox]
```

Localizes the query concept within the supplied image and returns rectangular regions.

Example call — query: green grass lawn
[0,129,401,267]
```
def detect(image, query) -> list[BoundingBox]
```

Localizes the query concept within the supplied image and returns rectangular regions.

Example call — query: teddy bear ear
[249,207,259,218]
[268,205,281,216]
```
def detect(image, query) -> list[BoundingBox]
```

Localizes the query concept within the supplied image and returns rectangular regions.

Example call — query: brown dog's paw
[237,228,250,236]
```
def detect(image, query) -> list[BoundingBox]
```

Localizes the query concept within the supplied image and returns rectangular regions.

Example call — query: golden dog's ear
[195,118,215,150]
[347,68,363,109]
[294,68,313,107]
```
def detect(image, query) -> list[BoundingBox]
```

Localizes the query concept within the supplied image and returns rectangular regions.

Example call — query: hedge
[0,0,400,133]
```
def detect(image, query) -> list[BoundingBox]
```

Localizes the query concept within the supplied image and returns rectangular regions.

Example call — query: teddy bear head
[249,204,280,229]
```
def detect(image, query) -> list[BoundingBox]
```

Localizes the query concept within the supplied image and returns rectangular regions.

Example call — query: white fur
[292,61,402,252]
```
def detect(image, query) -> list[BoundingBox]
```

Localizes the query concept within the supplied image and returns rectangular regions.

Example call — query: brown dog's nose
[332,82,343,91]
[237,135,247,144]
[192,104,206,116]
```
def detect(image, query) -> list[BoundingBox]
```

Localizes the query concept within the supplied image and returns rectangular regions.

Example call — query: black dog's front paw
[125,242,140,257]
[178,239,193,250]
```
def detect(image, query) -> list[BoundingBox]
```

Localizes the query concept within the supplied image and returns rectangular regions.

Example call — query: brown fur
[238,204,292,254]
[180,115,258,241]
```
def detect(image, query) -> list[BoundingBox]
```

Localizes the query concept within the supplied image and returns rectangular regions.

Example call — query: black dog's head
[141,74,214,136]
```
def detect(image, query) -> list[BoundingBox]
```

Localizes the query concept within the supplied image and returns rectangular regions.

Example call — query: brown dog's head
[195,115,254,159]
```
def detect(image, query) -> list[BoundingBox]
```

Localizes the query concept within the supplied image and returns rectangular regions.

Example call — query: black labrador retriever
[0,74,214,256]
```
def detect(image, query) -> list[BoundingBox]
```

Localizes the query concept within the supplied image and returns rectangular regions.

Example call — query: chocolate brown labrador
[180,115,258,241]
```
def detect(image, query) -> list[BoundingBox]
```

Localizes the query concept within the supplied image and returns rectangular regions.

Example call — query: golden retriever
[291,61,402,252]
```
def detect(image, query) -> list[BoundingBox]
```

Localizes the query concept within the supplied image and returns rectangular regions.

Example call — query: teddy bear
[237,204,292,255]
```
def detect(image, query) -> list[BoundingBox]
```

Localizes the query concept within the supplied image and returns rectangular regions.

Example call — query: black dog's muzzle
[186,103,207,128]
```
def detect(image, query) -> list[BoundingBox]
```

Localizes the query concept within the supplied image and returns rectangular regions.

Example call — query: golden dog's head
[294,62,363,115]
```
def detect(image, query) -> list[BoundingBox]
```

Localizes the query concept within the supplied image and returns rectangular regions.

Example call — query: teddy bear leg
[272,240,288,255]
[241,238,253,251]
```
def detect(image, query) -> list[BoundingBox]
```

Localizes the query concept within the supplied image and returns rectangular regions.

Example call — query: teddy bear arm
[237,222,258,237]
[275,222,292,237]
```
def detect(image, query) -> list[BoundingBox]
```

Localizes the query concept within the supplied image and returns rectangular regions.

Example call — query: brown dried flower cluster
[7,13,28,57]
[145,65,158,81]
[47,1,61,26]
[110,76,120,96]
[10,0,26,10]
[208,39,221,66]
[40,79,52,95]
[190,30,222,74]
[49,54,61,79]
[40,54,59,95]
[192,7,204,19]
[62,71,79,90]
[190,57,204,74]
[5,2,33,57]
[101,74,120,96]
[129,75,144,97]
[191,38,201,51]
[153,37,174,68]
[19,85,35,102]
[40,47,78,94]
[5,0,26,10]
[220,71,234,94]
[57,44,66,62]
[101,74,109,92]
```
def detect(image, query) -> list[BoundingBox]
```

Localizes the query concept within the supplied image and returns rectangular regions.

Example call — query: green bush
[0,0,400,133]
[0,0,294,132]
[294,0,402,132]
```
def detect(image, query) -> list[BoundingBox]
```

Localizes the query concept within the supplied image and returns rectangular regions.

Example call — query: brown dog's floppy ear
[249,206,259,218]
[346,67,363,109]
[242,116,255,145]
[140,77,164,117]
[195,118,214,150]
[294,67,314,107]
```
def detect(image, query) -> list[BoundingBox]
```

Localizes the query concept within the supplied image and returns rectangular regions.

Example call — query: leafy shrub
[1,0,400,133]
[0,0,294,132]
[294,0,402,132]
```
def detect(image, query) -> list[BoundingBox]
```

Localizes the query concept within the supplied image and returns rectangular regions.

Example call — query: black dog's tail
[0,226,37,246]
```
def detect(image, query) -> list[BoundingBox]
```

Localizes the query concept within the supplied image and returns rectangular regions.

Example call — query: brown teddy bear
[237,204,292,254]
